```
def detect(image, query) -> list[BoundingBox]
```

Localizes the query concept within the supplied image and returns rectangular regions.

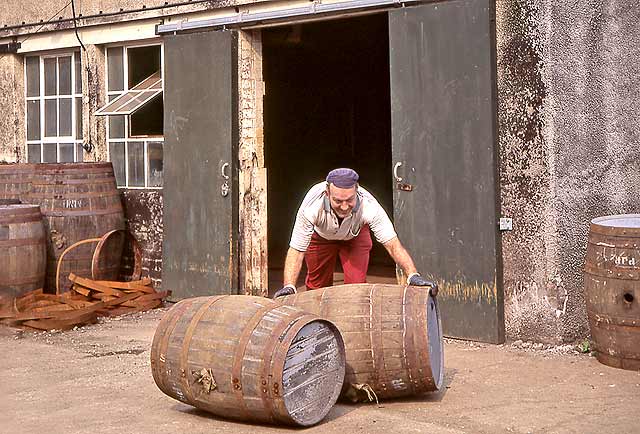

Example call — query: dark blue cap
[326,168,359,188]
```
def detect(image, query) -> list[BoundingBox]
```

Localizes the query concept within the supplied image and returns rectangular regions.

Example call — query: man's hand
[407,273,439,297]
[273,284,297,299]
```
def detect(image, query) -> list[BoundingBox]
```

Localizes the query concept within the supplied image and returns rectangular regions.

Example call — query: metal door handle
[221,162,230,180]
[393,162,403,182]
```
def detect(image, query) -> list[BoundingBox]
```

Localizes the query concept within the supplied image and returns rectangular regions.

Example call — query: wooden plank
[71,284,91,297]
[94,278,152,289]
[68,273,126,297]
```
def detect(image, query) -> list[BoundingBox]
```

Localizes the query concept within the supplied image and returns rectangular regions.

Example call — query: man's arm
[283,247,305,288]
[383,237,438,295]
[382,236,417,277]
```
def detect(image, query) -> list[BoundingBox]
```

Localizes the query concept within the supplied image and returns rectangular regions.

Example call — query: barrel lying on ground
[0,204,46,303]
[584,214,640,371]
[280,283,444,400]
[151,295,346,426]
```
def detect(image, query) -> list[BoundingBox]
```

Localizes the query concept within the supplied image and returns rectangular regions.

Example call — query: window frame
[25,51,84,163]
[105,41,164,190]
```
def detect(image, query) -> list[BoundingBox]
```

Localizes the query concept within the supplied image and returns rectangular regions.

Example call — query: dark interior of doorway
[263,13,395,294]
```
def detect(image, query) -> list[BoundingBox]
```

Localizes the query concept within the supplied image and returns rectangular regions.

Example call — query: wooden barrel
[280,283,444,400]
[584,214,640,371]
[0,163,34,202]
[0,199,20,205]
[26,163,125,293]
[150,295,346,426]
[0,204,46,303]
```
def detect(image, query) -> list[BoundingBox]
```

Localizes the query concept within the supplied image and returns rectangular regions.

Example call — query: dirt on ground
[1,306,638,434]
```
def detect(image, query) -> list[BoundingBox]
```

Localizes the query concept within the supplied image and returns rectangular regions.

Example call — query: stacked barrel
[0,163,125,300]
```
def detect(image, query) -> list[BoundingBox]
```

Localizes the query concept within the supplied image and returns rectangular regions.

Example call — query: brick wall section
[237,29,268,296]
[120,190,163,288]
[0,54,25,163]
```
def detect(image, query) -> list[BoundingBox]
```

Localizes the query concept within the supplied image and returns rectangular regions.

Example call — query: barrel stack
[0,162,125,295]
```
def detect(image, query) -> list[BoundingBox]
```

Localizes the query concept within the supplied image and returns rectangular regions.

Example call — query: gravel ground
[1,306,639,434]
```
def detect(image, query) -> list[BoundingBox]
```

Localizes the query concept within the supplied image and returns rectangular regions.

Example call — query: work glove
[273,284,297,299]
[407,273,439,297]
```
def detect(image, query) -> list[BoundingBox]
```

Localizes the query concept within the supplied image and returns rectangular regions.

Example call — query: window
[104,44,164,188]
[25,52,83,163]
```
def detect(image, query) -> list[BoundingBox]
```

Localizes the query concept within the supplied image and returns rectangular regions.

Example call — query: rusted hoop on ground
[55,238,101,295]
[91,229,142,281]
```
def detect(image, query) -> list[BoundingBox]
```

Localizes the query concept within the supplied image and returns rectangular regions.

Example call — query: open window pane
[128,142,145,187]
[26,57,40,97]
[27,100,41,140]
[44,58,57,96]
[76,144,84,162]
[59,143,74,162]
[128,45,161,88]
[59,98,72,136]
[147,142,163,187]
[43,143,57,162]
[74,52,82,93]
[28,144,41,163]
[45,99,57,137]
[109,142,126,186]
[107,47,124,92]
[75,97,83,139]
[58,56,72,95]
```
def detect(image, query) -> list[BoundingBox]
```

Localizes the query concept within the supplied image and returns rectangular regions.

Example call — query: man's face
[327,183,358,218]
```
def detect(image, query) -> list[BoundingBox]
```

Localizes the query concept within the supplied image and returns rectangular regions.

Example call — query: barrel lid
[591,214,640,236]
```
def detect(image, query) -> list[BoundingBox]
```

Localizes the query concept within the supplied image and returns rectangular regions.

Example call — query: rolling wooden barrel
[280,283,444,400]
[0,163,34,202]
[150,295,346,426]
[26,163,125,293]
[0,204,46,303]
[584,214,640,371]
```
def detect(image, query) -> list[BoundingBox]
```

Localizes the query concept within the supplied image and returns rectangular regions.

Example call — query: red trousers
[304,225,373,289]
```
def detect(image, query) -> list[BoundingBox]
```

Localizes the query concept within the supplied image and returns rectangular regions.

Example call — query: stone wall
[497,0,640,343]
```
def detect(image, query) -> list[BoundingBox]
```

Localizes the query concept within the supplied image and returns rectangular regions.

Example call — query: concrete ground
[1,306,638,434]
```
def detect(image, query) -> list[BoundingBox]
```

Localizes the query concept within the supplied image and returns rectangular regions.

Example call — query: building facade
[1,0,639,344]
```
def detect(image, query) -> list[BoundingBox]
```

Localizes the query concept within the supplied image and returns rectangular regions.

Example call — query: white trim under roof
[156,0,424,33]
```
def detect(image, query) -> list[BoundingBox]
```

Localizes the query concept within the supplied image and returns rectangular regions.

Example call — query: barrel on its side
[0,205,46,302]
[150,295,346,426]
[0,163,34,202]
[281,283,444,400]
[26,163,125,293]
[584,214,640,371]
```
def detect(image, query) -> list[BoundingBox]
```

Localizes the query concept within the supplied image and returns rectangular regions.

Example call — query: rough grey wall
[542,0,640,342]
[0,0,263,28]
[497,0,640,343]
[0,54,25,163]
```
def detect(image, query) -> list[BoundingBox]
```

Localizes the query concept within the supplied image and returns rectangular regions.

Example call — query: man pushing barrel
[273,168,437,298]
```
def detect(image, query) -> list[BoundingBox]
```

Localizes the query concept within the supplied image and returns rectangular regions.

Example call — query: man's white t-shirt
[289,182,397,252]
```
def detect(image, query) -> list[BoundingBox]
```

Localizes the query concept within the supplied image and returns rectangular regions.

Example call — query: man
[273,168,437,298]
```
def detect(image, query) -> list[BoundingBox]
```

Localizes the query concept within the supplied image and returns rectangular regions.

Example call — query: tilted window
[25,52,83,163]
[102,44,163,188]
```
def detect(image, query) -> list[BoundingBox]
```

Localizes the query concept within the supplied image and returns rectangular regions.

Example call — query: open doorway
[263,13,396,293]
